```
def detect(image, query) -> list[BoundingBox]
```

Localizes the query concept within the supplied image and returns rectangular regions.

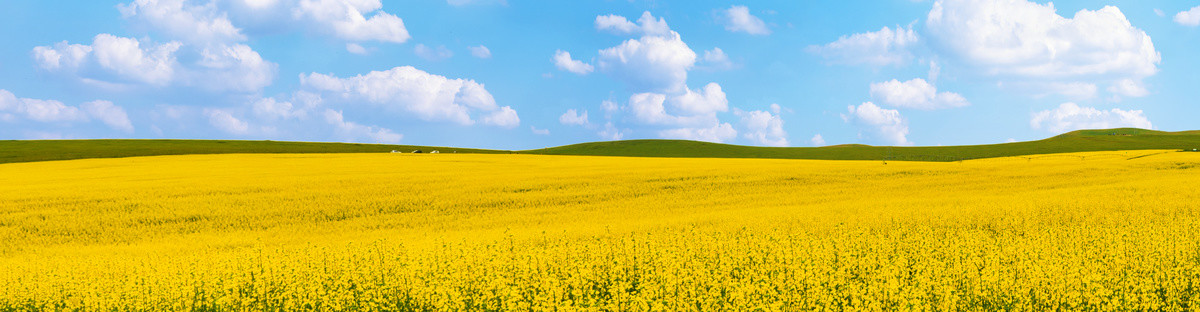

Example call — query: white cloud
[559,109,589,126]
[0,90,98,124]
[530,126,549,135]
[927,0,1159,79]
[869,78,968,110]
[598,122,624,140]
[205,109,251,135]
[300,66,512,127]
[194,43,276,92]
[92,34,182,86]
[808,25,918,66]
[842,102,911,146]
[117,0,247,44]
[414,44,453,61]
[482,106,519,128]
[601,100,619,113]
[627,92,715,127]
[597,31,696,93]
[737,108,787,147]
[251,96,305,119]
[323,109,402,143]
[552,50,593,75]
[468,45,491,59]
[595,11,670,37]
[292,0,410,43]
[18,99,89,123]
[33,34,274,92]
[81,100,134,132]
[32,42,92,71]
[1006,138,1018,143]
[669,82,728,115]
[1155,9,1165,17]
[701,47,734,70]
[811,134,826,146]
[1107,79,1149,98]
[1031,102,1152,133]
[1176,6,1200,26]
[658,123,737,143]
[721,5,770,35]
[346,43,368,55]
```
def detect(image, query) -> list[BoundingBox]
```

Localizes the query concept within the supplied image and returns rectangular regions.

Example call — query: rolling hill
[1,128,1197,164]
[0,139,509,164]
[525,128,1200,161]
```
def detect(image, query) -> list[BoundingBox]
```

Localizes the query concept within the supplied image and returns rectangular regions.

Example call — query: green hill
[0,139,507,164]
[1,128,1197,165]
[524,128,1200,161]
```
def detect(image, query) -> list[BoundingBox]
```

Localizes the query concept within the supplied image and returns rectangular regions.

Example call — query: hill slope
[524,128,1200,161]
[0,139,507,164]
[1,128,1197,164]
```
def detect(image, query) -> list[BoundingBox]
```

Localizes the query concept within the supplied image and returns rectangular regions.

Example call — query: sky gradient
[1,0,1197,149]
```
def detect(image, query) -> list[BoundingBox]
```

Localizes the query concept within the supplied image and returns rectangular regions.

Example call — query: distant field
[2,150,1199,310]
[2,128,1198,165]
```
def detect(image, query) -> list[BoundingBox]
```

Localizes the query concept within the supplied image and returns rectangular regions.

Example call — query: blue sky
[1,0,1197,149]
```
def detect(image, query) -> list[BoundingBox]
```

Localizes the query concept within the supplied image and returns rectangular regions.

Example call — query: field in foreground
[1,151,1199,311]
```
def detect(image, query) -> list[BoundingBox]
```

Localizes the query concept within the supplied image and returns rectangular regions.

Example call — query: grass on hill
[524,128,1200,161]
[1,128,1198,164]
[0,139,508,164]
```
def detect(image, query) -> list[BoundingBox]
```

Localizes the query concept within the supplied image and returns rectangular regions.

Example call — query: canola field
[1,151,1199,311]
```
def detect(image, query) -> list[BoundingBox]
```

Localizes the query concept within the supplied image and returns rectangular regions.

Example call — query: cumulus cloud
[721,5,770,35]
[530,126,549,135]
[700,47,734,70]
[559,109,589,126]
[323,109,402,143]
[17,99,89,123]
[669,82,728,115]
[251,96,304,120]
[300,66,516,127]
[808,25,918,66]
[597,31,696,93]
[0,90,132,129]
[552,50,593,75]
[81,100,135,132]
[482,106,519,128]
[346,43,368,55]
[595,11,670,37]
[414,44,453,61]
[117,0,247,44]
[292,0,410,43]
[811,134,826,146]
[842,102,911,146]
[205,108,251,135]
[1107,79,1149,98]
[869,78,968,110]
[926,0,1159,79]
[737,108,787,147]
[1030,102,1152,133]
[468,45,491,59]
[194,43,276,92]
[658,123,736,143]
[598,122,624,141]
[1176,6,1200,26]
[33,34,274,92]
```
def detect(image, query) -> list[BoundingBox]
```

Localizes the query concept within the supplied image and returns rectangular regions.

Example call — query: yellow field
[1,151,1198,311]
